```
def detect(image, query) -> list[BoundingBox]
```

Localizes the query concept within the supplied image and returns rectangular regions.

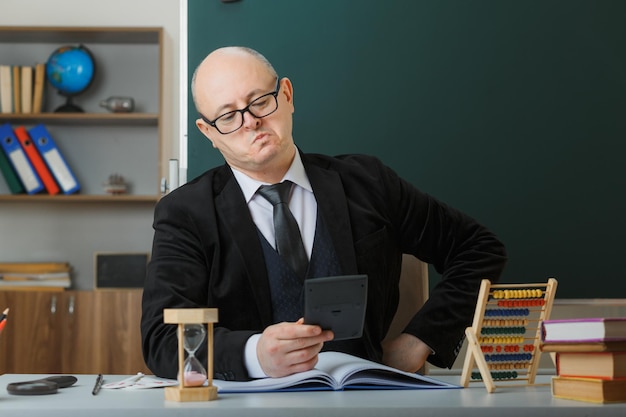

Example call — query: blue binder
[29,124,80,194]
[0,123,44,194]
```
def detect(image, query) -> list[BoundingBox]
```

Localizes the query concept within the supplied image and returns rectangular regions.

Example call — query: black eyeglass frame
[200,77,281,135]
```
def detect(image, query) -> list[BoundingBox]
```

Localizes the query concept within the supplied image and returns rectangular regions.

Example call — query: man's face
[195,51,296,179]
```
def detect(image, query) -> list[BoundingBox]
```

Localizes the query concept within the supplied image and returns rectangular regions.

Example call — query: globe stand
[163,308,219,402]
[54,95,84,113]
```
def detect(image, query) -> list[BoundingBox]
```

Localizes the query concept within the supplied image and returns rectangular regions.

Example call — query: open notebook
[213,351,459,393]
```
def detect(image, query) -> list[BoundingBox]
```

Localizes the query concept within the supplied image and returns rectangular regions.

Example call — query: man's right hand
[256,318,334,378]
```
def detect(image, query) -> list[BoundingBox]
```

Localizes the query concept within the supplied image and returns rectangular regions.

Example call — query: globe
[46,44,96,112]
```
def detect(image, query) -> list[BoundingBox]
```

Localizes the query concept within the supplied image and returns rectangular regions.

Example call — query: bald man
[141,46,507,381]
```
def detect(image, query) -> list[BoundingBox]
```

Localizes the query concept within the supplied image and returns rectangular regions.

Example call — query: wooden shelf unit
[0,26,163,201]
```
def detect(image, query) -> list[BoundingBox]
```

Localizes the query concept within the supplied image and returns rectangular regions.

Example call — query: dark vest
[258,211,371,361]
[259,211,342,323]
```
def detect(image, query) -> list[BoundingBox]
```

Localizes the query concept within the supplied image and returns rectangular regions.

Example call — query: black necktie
[257,181,309,278]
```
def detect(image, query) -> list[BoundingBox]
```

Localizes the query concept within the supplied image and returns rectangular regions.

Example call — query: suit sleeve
[140,192,255,381]
[378,159,508,368]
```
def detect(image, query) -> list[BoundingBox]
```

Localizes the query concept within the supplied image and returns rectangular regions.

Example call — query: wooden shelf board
[0,194,161,203]
[0,113,159,126]
[0,26,162,44]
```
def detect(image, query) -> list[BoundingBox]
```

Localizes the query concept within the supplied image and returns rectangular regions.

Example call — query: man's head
[193,47,296,182]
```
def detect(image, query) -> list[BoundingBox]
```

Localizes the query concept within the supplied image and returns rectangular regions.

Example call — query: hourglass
[163,308,219,402]
[182,323,207,387]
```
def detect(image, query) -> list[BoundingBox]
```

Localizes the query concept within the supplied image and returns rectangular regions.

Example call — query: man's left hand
[382,333,431,373]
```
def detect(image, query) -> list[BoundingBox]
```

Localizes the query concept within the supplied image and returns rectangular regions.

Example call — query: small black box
[94,252,149,289]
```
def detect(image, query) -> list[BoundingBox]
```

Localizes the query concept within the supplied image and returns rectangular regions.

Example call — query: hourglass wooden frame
[163,308,219,402]
[460,278,558,393]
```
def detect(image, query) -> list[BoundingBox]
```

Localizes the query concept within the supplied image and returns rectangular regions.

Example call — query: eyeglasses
[200,77,281,135]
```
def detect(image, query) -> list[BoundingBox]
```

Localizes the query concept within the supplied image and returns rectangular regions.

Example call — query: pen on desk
[92,374,104,396]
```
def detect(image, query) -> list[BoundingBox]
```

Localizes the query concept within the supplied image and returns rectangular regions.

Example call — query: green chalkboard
[187,0,626,298]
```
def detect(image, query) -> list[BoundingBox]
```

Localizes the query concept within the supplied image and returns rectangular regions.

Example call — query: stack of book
[540,317,626,403]
[0,122,80,195]
[0,63,46,115]
[0,262,72,290]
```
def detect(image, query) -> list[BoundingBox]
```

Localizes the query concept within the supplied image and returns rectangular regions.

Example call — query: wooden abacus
[163,308,219,402]
[460,278,558,393]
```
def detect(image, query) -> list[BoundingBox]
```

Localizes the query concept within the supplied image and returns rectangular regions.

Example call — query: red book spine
[14,125,60,195]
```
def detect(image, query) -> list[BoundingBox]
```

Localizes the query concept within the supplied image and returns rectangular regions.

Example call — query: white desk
[1,373,624,417]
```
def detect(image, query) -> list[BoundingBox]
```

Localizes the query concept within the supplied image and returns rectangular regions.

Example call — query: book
[0,140,25,194]
[541,317,626,343]
[212,351,459,393]
[12,66,20,114]
[556,351,626,379]
[541,340,626,353]
[0,261,71,274]
[20,66,33,114]
[0,276,71,289]
[551,376,626,403]
[0,271,70,281]
[0,262,71,289]
[32,63,46,113]
[0,123,44,194]
[14,126,60,195]
[29,124,80,194]
[0,65,13,113]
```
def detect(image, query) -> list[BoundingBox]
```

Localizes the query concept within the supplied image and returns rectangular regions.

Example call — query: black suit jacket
[141,152,507,380]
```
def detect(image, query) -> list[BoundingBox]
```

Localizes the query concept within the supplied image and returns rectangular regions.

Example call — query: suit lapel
[303,157,358,275]
[214,166,273,325]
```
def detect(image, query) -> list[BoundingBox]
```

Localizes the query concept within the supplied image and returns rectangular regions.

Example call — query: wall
[0,0,181,289]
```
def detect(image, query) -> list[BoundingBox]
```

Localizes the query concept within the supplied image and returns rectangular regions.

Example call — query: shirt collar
[231,149,312,203]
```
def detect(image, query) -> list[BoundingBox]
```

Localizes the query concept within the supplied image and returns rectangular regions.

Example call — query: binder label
[43,148,78,191]
[8,148,39,192]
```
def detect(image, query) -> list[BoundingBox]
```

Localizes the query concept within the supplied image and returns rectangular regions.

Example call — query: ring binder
[0,140,25,194]
[0,123,43,194]
[28,124,80,194]
[14,126,60,195]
